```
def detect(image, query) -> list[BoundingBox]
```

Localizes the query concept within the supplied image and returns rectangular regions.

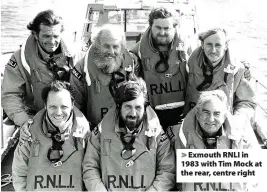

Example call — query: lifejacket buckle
[165,74,172,78]
[126,160,134,168]
[54,161,63,167]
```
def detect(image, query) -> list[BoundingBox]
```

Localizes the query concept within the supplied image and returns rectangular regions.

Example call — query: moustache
[103,53,117,58]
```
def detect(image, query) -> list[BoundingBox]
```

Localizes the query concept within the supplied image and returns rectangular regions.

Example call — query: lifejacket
[25,107,89,191]
[184,47,243,114]
[82,46,134,128]
[138,27,188,109]
[98,105,162,191]
[21,35,75,111]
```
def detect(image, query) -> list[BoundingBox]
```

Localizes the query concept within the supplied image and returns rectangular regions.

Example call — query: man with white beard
[69,24,137,129]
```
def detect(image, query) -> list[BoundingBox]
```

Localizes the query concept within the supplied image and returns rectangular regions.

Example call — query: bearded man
[69,24,136,129]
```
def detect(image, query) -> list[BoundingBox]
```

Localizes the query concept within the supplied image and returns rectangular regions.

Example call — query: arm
[82,127,107,191]
[12,141,31,191]
[1,53,30,126]
[147,131,176,191]
[69,59,87,113]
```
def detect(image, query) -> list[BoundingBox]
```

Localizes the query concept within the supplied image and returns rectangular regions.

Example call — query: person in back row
[82,73,175,191]
[12,81,90,191]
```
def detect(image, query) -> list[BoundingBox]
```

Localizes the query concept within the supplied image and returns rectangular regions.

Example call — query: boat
[1,0,266,190]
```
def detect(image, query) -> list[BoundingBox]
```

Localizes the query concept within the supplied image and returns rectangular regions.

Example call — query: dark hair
[198,28,229,43]
[148,7,179,27]
[110,73,148,107]
[27,9,64,34]
[41,81,74,104]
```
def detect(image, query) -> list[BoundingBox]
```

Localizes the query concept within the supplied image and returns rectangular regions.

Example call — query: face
[94,33,123,74]
[34,24,62,53]
[202,32,228,66]
[196,98,227,136]
[151,18,176,46]
[45,89,73,128]
[120,94,145,131]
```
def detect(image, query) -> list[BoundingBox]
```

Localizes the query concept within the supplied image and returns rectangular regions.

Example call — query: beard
[152,32,174,46]
[120,112,144,131]
[92,46,123,74]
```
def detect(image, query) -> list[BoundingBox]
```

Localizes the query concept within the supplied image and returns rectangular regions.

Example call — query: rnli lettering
[194,182,233,191]
[34,175,74,189]
[160,132,168,142]
[72,67,83,81]
[107,175,145,189]
[8,59,17,68]
[101,108,108,119]
[150,82,184,96]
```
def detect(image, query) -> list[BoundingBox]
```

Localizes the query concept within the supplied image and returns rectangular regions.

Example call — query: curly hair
[148,7,179,27]
[27,9,64,34]
[198,28,229,43]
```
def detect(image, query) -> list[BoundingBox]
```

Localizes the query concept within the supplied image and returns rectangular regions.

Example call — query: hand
[19,119,33,143]
[242,61,252,81]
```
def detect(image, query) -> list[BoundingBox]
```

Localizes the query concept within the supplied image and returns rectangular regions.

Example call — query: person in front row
[12,81,90,191]
[171,90,260,191]
[82,73,175,191]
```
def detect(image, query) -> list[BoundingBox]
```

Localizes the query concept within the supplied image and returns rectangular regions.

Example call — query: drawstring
[155,51,169,73]
[1,174,12,187]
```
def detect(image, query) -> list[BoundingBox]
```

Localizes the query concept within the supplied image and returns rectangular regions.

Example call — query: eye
[156,26,161,30]
[61,106,68,110]
[53,35,59,39]
[136,106,142,111]
[43,34,50,38]
[215,44,222,48]
[214,112,221,116]
[49,105,56,110]
[103,44,109,49]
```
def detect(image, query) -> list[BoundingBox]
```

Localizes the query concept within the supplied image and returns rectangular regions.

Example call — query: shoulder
[73,106,90,137]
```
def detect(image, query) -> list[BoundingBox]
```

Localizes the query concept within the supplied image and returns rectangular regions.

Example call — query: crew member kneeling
[82,73,175,191]
[12,81,90,191]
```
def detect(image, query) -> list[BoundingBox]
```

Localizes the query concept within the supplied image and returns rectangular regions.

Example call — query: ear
[33,31,38,40]
[201,42,204,49]
[44,103,47,110]
[225,41,228,51]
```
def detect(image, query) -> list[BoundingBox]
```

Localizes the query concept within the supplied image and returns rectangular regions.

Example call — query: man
[183,28,256,138]
[82,74,175,191]
[2,10,81,131]
[12,81,90,191]
[172,90,259,191]
[130,7,193,130]
[69,24,136,129]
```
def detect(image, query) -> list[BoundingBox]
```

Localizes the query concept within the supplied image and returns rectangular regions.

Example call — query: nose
[129,108,137,117]
[108,46,115,55]
[208,114,215,122]
[55,107,62,115]
[211,45,216,53]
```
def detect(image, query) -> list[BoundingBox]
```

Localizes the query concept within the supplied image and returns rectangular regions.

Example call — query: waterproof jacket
[130,27,190,128]
[12,107,90,191]
[184,47,256,126]
[167,108,260,192]
[1,34,81,126]
[69,44,135,129]
[82,105,176,191]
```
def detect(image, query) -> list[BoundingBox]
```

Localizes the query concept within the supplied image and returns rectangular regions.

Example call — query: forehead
[39,24,62,34]
[201,97,226,112]
[122,94,145,107]
[203,31,227,44]
[47,90,72,104]
[152,18,174,28]
[100,32,122,46]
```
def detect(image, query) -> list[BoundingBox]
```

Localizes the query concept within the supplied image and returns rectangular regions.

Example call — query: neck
[157,45,169,52]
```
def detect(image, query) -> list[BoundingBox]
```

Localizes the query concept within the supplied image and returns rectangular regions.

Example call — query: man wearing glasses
[171,90,259,191]
[12,81,90,191]
[82,73,175,191]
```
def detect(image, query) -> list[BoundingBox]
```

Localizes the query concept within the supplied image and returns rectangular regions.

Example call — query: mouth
[53,116,64,120]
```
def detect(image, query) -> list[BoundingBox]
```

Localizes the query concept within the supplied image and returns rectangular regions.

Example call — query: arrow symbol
[182,153,187,157]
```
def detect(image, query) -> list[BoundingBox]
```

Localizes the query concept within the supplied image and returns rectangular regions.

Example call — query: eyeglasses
[47,133,64,163]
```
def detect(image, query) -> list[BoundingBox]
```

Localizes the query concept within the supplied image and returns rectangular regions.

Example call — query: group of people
[1,6,260,192]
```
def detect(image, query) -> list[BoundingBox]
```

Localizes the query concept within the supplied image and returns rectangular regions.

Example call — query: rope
[1,174,12,187]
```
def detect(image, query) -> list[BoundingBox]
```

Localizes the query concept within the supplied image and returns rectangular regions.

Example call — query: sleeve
[129,42,140,57]
[147,131,176,191]
[12,140,31,191]
[69,59,87,113]
[82,126,107,191]
[1,53,30,126]
[232,69,257,133]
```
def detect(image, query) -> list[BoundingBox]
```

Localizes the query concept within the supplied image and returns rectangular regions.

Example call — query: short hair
[41,81,74,104]
[92,24,126,50]
[195,90,228,116]
[27,9,64,34]
[110,73,148,107]
[198,28,229,43]
[148,7,179,27]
